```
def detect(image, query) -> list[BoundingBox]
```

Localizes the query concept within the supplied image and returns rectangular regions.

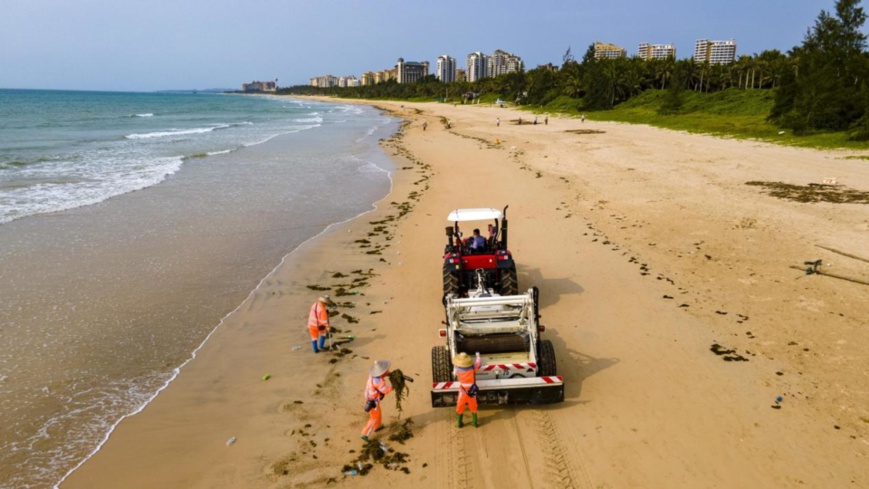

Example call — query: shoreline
[62,99,867,488]
[55,172,397,487]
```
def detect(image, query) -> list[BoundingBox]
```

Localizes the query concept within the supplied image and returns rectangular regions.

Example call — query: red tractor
[442,206,518,298]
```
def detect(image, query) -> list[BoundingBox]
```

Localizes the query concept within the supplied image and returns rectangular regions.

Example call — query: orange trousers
[308,325,325,341]
[456,391,478,414]
[362,401,383,437]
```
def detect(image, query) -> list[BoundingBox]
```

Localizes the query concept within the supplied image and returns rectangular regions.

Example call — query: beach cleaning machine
[431,282,564,407]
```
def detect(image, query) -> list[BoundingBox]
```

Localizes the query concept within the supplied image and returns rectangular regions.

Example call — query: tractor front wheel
[432,346,452,382]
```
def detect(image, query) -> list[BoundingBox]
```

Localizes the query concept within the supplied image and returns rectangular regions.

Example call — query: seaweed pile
[389,369,411,414]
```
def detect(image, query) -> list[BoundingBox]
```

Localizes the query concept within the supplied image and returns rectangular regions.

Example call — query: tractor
[442,206,517,298]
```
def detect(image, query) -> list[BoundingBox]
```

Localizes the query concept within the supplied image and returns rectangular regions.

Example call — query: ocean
[0,89,398,488]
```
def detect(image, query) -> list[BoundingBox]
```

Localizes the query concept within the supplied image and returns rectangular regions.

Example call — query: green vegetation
[278,0,869,150]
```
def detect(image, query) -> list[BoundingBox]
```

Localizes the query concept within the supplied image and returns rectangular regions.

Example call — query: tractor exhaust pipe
[500,205,509,250]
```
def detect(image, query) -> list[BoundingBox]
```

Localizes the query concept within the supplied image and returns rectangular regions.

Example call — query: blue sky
[0,0,846,92]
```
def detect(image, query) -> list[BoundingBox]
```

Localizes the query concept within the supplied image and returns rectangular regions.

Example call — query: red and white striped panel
[482,363,537,372]
[432,376,563,392]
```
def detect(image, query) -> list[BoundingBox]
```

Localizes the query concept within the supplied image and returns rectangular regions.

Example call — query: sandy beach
[61,99,868,488]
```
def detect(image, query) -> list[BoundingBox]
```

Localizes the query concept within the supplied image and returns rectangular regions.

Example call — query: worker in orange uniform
[453,351,482,427]
[307,296,335,353]
[361,359,393,441]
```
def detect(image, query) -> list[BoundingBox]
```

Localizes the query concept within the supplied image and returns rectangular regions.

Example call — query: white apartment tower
[488,49,524,77]
[396,58,430,84]
[466,52,487,82]
[638,43,676,60]
[694,39,737,64]
[436,55,456,83]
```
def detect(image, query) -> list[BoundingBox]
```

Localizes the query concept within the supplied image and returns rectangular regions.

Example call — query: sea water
[0,89,398,488]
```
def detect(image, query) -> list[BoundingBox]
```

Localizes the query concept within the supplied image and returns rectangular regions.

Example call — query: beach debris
[388,418,415,444]
[803,259,823,274]
[291,345,302,351]
[388,369,412,415]
[262,374,271,381]
[710,343,749,362]
[772,395,783,409]
[745,181,869,204]
[226,436,237,447]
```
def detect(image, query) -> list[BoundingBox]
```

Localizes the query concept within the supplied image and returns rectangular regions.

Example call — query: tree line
[280,0,868,139]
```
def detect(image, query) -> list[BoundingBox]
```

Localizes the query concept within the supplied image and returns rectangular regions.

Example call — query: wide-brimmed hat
[318,296,336,307]
[452,352,474,368]
[369,359,391,377]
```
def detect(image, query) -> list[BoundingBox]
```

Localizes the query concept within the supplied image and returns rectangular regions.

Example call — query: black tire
[432,346,452,382]
[500,267,518,295]
[443,269,459,297]
[538,339,557,376]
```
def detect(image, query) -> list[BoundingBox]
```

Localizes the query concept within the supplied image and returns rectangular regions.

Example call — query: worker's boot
[456,413,463,428]
[318,335,326,351]
[311,340,319,353]
[471,413,478,428]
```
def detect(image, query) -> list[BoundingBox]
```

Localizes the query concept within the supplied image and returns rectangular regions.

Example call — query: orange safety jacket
[308,301,330,332]
[455,357,482,394]
[365,375,393,401]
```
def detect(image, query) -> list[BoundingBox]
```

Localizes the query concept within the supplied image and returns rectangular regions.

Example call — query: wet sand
[61,100,868,488]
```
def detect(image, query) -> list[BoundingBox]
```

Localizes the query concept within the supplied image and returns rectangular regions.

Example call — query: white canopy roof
[447,208,503,222]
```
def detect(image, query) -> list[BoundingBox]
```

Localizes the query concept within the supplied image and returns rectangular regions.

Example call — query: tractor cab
[443,206,517,298]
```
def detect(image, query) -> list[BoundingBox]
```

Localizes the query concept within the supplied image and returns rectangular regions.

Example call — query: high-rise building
[694,39,737,65]
[638,43,676,60]
[436,55,456,83]
[466,52,487,82]
[594,42,627,59]
[488,49,524,77]
[396,58,430,84]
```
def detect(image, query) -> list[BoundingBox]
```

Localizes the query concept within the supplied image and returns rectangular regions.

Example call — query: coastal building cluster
[309,49,524,88]
[266,38,738,91]
[596,39,737,65]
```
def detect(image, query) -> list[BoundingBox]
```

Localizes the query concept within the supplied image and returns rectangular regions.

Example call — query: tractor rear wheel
[443,269,459,296]
[432,346,452,382]
[538,339,557,376]
[500,267,518,295]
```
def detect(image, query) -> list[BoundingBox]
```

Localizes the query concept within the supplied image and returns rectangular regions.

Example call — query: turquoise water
[0,89,354,223]
[0,89,398,488]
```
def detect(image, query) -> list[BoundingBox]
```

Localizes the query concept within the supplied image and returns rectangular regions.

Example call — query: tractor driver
[467,228,487,253]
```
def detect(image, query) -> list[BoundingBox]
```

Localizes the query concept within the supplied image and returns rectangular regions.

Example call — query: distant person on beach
[447,120,452,129]
[496,117,500,127]
[581,114,586,123]
[361,359,394,440]
[545,115,548,125]
[518,117,522,125]
[533,116,538,125]
[453,352,482,427]
[307,296,335,353]
[423,121,427,131]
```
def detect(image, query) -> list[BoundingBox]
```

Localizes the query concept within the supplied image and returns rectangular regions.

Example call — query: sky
[0,0,852,92]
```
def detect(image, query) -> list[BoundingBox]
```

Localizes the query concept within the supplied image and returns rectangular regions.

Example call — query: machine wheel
[500,267,518,295]
[432,346,452,382]
[538,339,557,376]
[443,269,459,297]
